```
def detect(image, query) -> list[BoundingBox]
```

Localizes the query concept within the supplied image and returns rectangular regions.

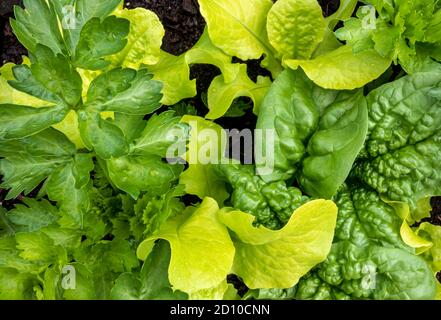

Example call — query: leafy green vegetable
[336,1,441,73]
[198,0,274,62]
[267,0,326,60]
[111,241,188,300]
[284,45,392,90]
[296,185,437,300]
[353,71,441,211]
[73,16,130,70]
[179,115,230,205]
[219,200,337,289]
[256,69,368,199]
[1,0,440,302]
[215,162,309,229]
[137,197,235,294]
[111,8,165,68]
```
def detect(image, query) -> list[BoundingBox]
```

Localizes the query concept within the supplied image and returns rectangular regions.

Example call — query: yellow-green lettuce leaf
[137,197,235,294]
[185,29,240,84]
[179,116,229,205]
[111,8,164,68]
[267,0,326,60]
[218,199,338,289]
[198,0,274,61]
[206,65,272,119]
[284,45,392,90]
[147,51,196,105]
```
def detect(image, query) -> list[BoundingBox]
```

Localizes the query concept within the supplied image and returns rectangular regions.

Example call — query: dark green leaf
[0,129,75,199]
[0,104,68,140]
[7,198,59,233]
[73,16,130,70]
[8,65,63,104]
[78,110,129,159]
[86,69,163,115]
[10,0,65,54]
[111,241,188,300]
[31,45,83,107]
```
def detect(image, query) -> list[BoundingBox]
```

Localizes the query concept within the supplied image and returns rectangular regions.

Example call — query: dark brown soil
[0,0,26,65]
[125,0,204,56]
[430,197,441,226]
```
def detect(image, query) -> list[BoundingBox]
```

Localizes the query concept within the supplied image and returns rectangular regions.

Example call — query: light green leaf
[111,8,165,68]
[73,16,130,70]
[147,51,196,105]
[267,0,325,59]
[137,198,235,294]
[185,28,239,83]
[189,280,229,300]
[218,199,337,289]
[206,65,272,119]
[417,222,441,273]
[284,45,392,90]
[179,116,229,205]
[15,232,60,263]
[135,185,185,237]
[0,104,68,140]
[198,0,274,61]
[314,0,358,56]
[0,268,37,300]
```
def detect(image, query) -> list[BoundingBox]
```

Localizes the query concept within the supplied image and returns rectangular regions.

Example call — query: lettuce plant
[0,0,440,301]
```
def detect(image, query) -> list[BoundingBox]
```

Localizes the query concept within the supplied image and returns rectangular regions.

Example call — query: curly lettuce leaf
[206,66,272,119]
[284,45,391,90]
[198,0,274,61]
[267,0,326,60]
[137,197,235,294]
[147,51,197,105]
[179,116,230,205]
[218,199,337,289]
[111,7,165,68]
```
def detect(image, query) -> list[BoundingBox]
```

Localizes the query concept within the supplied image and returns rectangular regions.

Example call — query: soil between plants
[0,0,441,283]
